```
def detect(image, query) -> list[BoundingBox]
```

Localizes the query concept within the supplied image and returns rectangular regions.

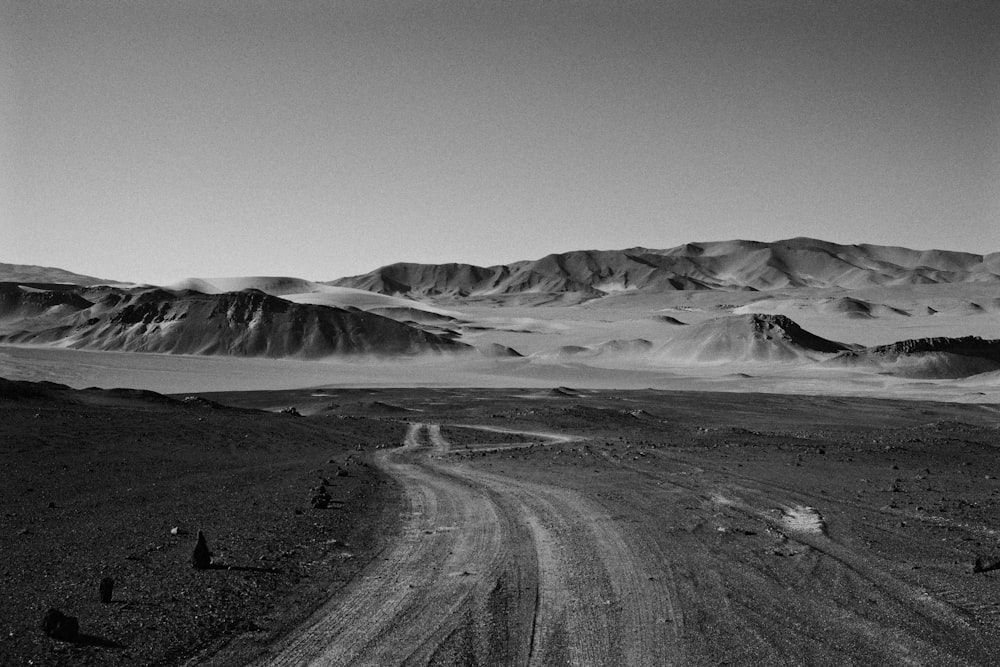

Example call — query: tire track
[255,422,676,666]
[254,423,521,666]
[434,423,685,664]
[585,449,1000,663]
[456,463,684,665]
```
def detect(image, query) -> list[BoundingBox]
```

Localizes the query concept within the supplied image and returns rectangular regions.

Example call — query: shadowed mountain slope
[0,283,95,323]
[830,336,1000,379]
[0,284,468,358]
[328,238,1000,301]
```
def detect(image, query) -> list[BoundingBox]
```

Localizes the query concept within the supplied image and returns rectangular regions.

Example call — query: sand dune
[541,338,654,360]
[731,295,911,320]
[651,314,688,325]
[477,342,524,358]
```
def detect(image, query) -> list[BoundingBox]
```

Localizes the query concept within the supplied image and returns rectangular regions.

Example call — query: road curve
[253,422,676,666]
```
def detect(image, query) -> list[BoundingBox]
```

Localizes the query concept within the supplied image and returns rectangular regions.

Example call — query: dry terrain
[8,384,997,665]
[4,238,1000,664]
[4,239,1000,404]
[232,387,1000,666]
[0,380,401,666]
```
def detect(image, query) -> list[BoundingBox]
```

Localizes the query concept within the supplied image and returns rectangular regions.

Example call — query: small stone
[192,530,212,570]
[99,577,114,603]
[973,556,1000,574]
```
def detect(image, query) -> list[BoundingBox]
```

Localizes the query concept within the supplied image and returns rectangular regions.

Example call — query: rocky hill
[0,262,115,286]
[651,313,851,364]
[327,238,1000,301]
[830,336,1000,378]
[0,283,468,358]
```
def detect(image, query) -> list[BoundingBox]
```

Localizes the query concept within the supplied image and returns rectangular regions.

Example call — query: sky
[3,0,998,285]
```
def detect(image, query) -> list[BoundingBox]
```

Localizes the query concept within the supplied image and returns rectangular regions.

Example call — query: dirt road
[253,403,1000,666]
[254,422,683,666]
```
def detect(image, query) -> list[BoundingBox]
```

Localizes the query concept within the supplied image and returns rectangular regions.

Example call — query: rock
[192,530,212,569]
[311,481,333,509]
[973,556,1000,573]
[99,577,114,603]
[41,608,79,641]
[311,490,332,509]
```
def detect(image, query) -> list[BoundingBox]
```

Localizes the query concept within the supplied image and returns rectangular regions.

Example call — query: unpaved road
[254,422,531,665]
[249,392,1000,666]
[254,423,682,666]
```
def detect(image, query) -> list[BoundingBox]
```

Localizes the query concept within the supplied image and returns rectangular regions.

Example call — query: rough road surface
[254,422,683,666]
[251,398,1000,667]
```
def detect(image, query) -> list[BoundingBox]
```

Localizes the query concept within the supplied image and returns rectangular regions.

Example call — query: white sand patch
[169,276,319,295]
[780,506,826,535]
[283,287,459,317]
[594,280,637,293]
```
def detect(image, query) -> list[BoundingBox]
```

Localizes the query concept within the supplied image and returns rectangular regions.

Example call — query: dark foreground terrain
[0,380,401,666]
[4,381,1000,665]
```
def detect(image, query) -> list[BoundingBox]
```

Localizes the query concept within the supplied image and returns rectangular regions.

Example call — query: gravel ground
[0,380,403,666]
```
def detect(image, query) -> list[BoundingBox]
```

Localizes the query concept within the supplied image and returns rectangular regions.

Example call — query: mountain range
[328,238,1000,301]
[2,238,999,374]
[0,262,116,287]
[10,238,1000,302]
[0,283,466,358]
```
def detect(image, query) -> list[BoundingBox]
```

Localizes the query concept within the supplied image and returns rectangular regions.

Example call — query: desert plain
[3,239,1000,665]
